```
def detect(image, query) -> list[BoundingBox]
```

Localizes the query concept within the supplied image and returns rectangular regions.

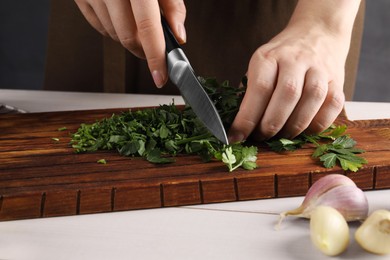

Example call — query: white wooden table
[1,89,390,260]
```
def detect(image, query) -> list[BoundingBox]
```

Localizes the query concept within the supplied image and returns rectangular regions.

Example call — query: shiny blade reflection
[167,49,228,144]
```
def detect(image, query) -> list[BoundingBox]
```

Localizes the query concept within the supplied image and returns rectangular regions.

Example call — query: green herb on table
[313,135,367,172]
[52,137,60,142]
[58,127,67,131]
[216,144,258,172]
[71,77,258,172]
[70,77,366,172]
[267,124,367,172]
[97,159,107,164]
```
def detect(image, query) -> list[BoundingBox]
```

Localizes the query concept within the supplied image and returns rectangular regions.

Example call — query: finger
[84,0,118,41]
[105,0,145,59]
[307,80,345,134]
[130,0,167,88]
[279,68,328,138]
[254,61,307,140]
[160,0,187,44]
[74,0,108,37]
[228,52,277,143]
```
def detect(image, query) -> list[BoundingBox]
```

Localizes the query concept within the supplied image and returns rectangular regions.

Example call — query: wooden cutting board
[1,108,390,221]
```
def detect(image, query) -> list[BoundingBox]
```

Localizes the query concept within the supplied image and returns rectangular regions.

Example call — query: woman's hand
[74,0,186,87]
[228,0,362,142]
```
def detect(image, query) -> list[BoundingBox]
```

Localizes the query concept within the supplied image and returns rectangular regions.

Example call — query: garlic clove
[277,174,365,227]
[304,185,369,221]
[310,206,350,256]
[300,174,356,209]
[355,209,390,255]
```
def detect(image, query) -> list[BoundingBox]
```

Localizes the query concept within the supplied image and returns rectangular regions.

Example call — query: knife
[161,16,229,145]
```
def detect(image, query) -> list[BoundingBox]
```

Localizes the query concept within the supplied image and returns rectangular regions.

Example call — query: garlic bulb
[278,174,368,226]
[310,206,350,256]
[355,209,390,255]
[305,185,368,221]
[303,174,357,205]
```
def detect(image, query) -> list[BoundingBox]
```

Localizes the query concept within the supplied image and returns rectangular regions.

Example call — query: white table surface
[1,89,390,260]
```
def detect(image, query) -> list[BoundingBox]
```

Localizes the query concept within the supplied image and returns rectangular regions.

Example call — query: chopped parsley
[70,77,366,172]
[71,77,257,172]
[97,159,107,164]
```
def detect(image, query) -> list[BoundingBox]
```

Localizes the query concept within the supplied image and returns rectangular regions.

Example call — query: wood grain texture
[1,108,390,221]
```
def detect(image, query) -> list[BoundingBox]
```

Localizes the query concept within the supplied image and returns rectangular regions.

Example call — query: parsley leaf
[240,146,258,170]
[318,124,347,139]
[318,153,338,168]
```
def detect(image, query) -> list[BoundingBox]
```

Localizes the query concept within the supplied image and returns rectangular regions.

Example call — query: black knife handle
[161,15,181,53]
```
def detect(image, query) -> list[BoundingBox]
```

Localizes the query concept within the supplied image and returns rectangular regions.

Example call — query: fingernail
[152,70,164,88]
[177,23,186,44]
[228,131,245,144]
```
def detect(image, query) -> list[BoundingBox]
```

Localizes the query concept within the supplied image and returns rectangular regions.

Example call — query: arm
[228,0,362,142]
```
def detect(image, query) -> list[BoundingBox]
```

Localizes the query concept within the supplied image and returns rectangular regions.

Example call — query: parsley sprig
[216,145,258,172]
[267,125,367,172]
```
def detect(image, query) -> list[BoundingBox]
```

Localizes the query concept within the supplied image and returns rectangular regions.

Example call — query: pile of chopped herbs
[71,77,257,172]
[70,77,367,172]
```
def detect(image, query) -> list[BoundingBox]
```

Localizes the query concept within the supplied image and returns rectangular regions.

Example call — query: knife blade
[161,16,229,145]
